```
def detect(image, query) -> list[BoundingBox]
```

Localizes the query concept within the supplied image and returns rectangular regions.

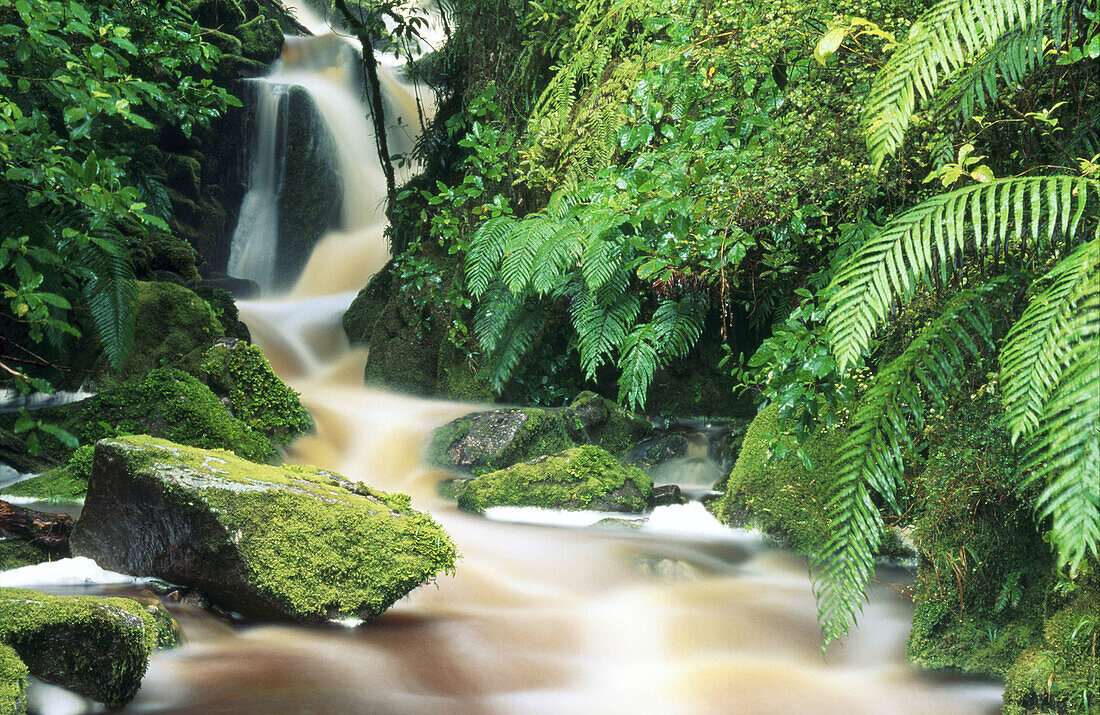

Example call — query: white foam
[0,495,83,506]
[0,557,134,587]
[483,507,631,528]
[642,502,747,539]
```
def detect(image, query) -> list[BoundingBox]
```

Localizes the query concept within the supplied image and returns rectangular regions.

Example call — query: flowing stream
[22,8,1005,712]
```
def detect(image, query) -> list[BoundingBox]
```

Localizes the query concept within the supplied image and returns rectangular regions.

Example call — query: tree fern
[825,176,1098,371]
[863,0,1085,168]
[814,280,1010,644]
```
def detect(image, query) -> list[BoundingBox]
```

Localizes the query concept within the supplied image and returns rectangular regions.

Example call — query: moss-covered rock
[70,436,458,621]
[905,404,1053,678]
[710,403,838,554]
[0,369,278,467]
[568,391,654,454]
[200,341,312,444]
[0,644,28,715]
[1,445,92,503]
[428,407,588,476]
[1003,583,1099,714]
[343,260,395,345]
[100,281,224,385]
[457,445,653,514]
[0,538,54,572]
[189,284,251,342]
[0,588,161,709]
[131,232,203,283]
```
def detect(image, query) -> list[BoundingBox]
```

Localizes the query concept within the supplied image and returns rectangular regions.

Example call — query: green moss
[0,539,54,571]
[457,444,653,514]
[0,644,28,715]
[101,281,224,385]
[201,342,312,444]
[131,232,202,282]
[567,391,653,455]
[0,588,159,708]
[97,436,458,620]
[905,401,1052,678]
[1003,582,1100,714]
[343,262,395,345]
[710,403,838,554]
[2,445,93,502]
[0,369,278,465]
[189,285,250,342]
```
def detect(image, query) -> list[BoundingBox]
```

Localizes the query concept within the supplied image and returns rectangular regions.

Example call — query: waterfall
[226,81,286,288]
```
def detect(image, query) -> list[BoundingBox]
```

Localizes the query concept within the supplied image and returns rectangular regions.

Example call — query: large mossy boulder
[0,588,162,709]
[70,436,458,621]
[0,644,28,715]
[710,403,839,554]
[457,445,653,514]
[428,392,654,476]
[0,369,278,468]
[200,341,312,444]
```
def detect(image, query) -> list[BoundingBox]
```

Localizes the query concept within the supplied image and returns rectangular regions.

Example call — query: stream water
[11,6,1007,712]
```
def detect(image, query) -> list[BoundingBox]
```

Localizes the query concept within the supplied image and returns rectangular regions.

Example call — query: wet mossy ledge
[0,588,172,710]
[428,391,654,476]
[70,436,458,621]
[457,445,654,514]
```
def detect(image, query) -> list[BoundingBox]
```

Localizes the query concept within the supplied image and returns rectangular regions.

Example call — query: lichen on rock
[70,436,458,622]
[457,445,653,514]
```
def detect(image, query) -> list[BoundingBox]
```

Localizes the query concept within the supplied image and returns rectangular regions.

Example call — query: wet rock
[193,274,261,299]
[457,445,653,514]
[427,408,587,475]
[651,484,686,507]
[592,517,645,531]
[634,556,697,580]
[0,588,164,709]
[71,437,458,622]
[189,285,251,342]
[567,391,654,454]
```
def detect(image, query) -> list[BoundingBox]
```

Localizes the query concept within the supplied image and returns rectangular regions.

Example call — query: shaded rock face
[71,437,457,622]
[457,445,654,514]
[427,392,654,476]
[0,588,162,709]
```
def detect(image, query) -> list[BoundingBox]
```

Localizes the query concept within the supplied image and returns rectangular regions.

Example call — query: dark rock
[71,437,458,622]
[457,445,653,514]
[189,285,251,342]
[193,275,261,299]
[567,391,654,453]
[651,484,685,507]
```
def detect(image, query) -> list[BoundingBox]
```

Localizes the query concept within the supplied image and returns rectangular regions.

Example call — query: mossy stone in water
[0,644,28,715]
[710,403,838,554]
[0,588,161,709]
[568,391,654,454]
[457,445,653,514]
[71,436,458,621]
[427,407,588,476]
[1,445,93,502]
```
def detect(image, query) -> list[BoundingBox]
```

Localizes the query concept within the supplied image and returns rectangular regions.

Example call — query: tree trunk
[0,499,74,549]
[331,0,397,218]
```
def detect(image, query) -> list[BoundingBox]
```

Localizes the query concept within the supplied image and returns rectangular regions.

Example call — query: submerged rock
[71,436,457,621]
[428,392,654,476]
[0,588,166,709]
[457,445,653,514]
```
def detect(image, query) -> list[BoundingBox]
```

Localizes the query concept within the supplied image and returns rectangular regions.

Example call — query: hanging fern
[863,0,1086,168]
[825,176,1099,371]
[81,224,138,369]
[814,279,1011,644]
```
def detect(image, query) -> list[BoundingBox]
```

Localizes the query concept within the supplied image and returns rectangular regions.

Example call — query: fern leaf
[571,274,640,379]
[616,298,705,410]
[814,280,1009,645]
[467,217,519,297]
[82,230,137,368]
[1001,238,1100,442]
[826,176,1098,371]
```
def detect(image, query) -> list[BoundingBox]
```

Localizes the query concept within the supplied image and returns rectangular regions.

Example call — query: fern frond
[500,216,558,293]
[1001,238,1100,441]
[864,0,1046,167]
[1020,344,1100,569]
[82,228,137,368]
[826,176,1098,371]
[484,302,543,390]
[616,298,705,410]
[467,216,519,297]
[814,280,1009,644]
[571,273,640,379]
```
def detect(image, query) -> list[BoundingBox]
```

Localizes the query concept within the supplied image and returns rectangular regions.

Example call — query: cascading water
[12,6,1005,712]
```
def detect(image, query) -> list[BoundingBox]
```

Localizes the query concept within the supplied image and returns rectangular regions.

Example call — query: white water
[0,557,133,588]
[226,81,285,288]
